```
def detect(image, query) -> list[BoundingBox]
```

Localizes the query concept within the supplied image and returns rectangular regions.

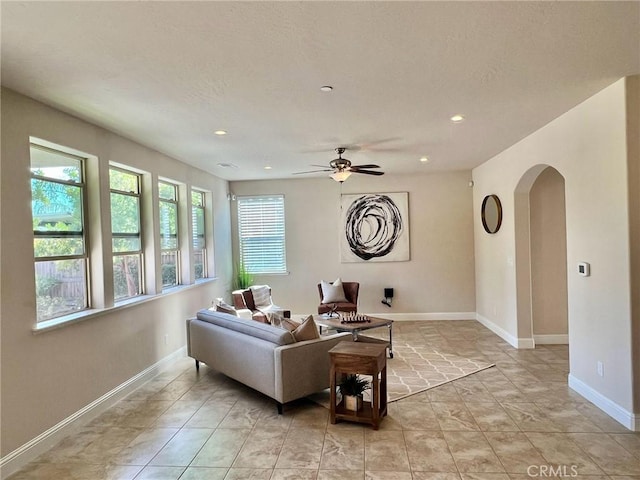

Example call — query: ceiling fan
[293,147,384,183]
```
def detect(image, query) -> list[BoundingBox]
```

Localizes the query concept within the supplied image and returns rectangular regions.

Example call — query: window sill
[32,277,219,334]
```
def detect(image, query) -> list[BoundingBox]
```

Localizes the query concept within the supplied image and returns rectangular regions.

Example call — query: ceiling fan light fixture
[331,170,352,183]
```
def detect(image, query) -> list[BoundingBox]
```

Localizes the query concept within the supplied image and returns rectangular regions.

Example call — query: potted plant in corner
[235,261,253,290]
[338,374,370,411]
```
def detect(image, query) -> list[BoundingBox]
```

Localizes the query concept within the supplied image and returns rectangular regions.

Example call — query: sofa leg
[195,360,200,371]
[277,402,283,415]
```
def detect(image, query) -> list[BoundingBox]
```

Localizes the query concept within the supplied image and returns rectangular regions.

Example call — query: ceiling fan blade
[310,164,331,168]
[292,169,333,175]
[350,164,380,169]
[352,170,385,176]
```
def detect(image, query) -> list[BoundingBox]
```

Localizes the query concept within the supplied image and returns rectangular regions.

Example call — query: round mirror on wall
[481,194,503,234]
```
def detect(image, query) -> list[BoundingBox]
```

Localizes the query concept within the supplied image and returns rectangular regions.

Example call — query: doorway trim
[514,164,568,347]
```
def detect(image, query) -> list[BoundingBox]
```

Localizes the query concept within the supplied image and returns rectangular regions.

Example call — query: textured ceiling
[2,2,639,181]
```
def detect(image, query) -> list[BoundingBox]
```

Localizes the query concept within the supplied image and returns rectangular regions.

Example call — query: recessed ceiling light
[450,114,465,123]
[264,166,272,170]
[320,85,333,92]
[214,130,227,136]
[420,156,429,163]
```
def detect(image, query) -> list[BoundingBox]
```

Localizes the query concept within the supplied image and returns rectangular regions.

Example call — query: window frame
[237,194,287,275]
[191,189,207,280]
[158,180,180,288]
[30,143,90,322]
[110,166,144,301]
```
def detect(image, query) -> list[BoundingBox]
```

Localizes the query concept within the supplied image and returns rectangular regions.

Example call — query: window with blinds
[237,195,287,274]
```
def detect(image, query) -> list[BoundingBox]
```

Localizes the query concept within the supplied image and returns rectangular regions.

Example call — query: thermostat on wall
[577,262,590,277]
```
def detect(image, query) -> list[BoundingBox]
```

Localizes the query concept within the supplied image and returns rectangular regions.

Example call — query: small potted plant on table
[338,374,370,411]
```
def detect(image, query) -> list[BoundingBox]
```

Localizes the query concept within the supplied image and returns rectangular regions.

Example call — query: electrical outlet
[164,334,169,346]
[597,361,604,377]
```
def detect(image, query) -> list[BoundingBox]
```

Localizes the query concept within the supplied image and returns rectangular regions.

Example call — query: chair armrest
[236,309,253,320]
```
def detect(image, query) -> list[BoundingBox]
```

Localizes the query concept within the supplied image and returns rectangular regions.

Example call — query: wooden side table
[329,341,388,430]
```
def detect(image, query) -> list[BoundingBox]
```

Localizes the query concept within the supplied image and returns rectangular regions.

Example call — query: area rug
[309,342,494,406]
[385,343,494,401]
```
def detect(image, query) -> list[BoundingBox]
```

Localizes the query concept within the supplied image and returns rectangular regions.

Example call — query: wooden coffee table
[314,314,394,358]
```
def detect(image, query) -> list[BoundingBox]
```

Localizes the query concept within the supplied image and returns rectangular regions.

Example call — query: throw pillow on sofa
[279,318,300,332]
[215,301,238,316]
[320,278,348,304]
[292,315,320,342]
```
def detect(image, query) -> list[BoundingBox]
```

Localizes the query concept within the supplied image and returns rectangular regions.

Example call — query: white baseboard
[0,346,187,480]
[533,334,569,345]
[294,312,477,321]
[568,374,638,431]
[369,312,477,321]
[475,313,534,349]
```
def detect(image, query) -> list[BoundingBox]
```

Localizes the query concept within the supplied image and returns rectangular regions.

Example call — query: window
[237,195,286,274]
[110,167,143,301]
[30,144,88,322]
[159,181,179,287]
[191,190,207,280]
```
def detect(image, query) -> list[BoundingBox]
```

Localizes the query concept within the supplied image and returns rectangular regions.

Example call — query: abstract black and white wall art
[340,192,410,263]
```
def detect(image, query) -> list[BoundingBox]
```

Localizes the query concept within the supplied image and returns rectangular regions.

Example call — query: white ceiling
[2,2,639,181]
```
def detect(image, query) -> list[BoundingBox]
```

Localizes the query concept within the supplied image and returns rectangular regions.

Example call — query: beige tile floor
[8,321,640,480]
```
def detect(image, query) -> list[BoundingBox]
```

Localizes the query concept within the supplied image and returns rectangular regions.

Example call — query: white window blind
[237,195,286,274]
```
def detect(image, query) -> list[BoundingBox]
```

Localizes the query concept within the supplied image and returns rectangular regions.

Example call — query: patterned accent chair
[232,287,290,323]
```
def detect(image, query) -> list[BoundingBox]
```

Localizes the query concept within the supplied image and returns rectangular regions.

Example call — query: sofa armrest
[274,332,351,403]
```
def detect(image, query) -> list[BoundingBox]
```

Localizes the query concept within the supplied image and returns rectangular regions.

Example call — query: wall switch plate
[597,361,604,377]
[578,262,590,276]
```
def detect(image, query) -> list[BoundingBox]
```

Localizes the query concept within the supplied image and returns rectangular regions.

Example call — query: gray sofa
[186,309,350,413]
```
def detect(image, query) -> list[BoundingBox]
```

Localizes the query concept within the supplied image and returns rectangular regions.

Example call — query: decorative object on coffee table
[340,312,371,323]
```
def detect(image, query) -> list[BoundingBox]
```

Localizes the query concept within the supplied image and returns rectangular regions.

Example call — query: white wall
[230,171,476,318]
[626,76,640,412]
[473,78,635,415]
[0,89,233,457]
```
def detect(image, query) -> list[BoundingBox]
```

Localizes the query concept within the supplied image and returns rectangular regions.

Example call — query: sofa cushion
[196,309,295,345]
[292,315,321,342]
[320,278,348,304]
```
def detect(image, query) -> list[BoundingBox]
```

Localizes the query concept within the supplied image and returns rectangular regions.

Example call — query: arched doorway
[514,165,568,346]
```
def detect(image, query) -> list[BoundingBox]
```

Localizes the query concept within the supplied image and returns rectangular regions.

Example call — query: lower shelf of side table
[333,399,388,427]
